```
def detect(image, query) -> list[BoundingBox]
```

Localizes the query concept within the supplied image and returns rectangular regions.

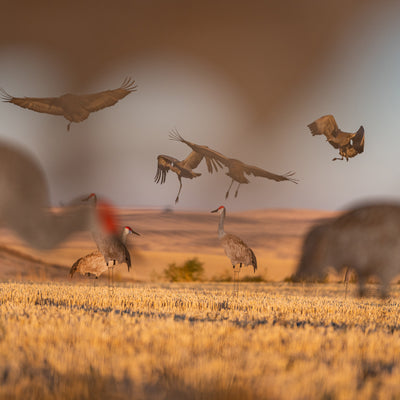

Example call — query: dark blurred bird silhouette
[0,141,115,249]
[0,77,136,130]
[170,130,298,199]
[307,115,365,161]
[70,225,140,279]
[295,203,400,297]
[154,152,203,203]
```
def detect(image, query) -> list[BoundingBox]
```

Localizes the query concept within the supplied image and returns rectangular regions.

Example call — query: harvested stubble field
[1,281,400,400]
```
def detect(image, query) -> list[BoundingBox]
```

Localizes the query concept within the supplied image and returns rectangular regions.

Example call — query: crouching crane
[70,226,140,280]
[211,205,257,292]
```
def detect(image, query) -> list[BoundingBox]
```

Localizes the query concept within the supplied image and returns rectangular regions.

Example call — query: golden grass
[1,281,400,399]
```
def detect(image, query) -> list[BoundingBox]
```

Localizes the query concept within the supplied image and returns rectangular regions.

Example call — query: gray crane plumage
[295,202,400,297]
[0,140,96,249]
[83,193,132,269]
[0,77,136,130]
[211,205,257,273]
[170,130,298,199]
[307,114,365,161]
[154,151,203,203]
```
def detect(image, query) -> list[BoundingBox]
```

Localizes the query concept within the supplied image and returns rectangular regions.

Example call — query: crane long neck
[121,229,129,245]
[218,208,226,239]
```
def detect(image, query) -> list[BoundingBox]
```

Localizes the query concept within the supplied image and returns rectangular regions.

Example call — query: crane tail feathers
[249,248,257,273]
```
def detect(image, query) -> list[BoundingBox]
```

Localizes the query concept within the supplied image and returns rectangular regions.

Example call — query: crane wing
[243,164,298,183]
[352,126,365,154]
[307,115,339,140]
[181,151,204,170]
[78,77,137,113]
[169,129,228,173]
[155,155,179,184]
[0,88,64,115]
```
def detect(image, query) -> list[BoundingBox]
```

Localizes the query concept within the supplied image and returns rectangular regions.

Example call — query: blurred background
[1,0,399,212]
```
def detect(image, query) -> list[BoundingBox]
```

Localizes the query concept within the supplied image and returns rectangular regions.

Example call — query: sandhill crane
[0,140,110,249]
[307,115,365,161]
[70,226,140,279]
[211,205,257,290]
[170,130,298,199]
[82,193,132,284]
[154,151,203,203]
[0,77,136,130]
[295,202,400,297]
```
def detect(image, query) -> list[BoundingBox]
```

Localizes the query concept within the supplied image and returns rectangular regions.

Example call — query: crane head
[211,205,225,214]
[124,226,141,236]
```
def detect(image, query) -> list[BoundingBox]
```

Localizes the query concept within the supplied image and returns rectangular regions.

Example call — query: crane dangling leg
[332,156,344,161]
[225,179,235,199]
[175,177,183,204]
[234,183,241,198]
[67,121,72,131]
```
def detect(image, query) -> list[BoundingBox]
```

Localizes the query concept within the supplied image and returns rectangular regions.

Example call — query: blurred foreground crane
[83,193,132,284]
[0,77,136,130]
[0,140,117,250]
[170,130,298,199]
[211,205,257,291]
[154,152,203,203]
[70,225,140,279]
[295,202,400,297]
[307,115,365,161]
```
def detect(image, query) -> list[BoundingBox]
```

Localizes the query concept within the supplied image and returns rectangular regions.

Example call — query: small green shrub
[164,258,204,282]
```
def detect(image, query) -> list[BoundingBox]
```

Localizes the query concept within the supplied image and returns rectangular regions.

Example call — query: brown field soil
[0,208,335,282]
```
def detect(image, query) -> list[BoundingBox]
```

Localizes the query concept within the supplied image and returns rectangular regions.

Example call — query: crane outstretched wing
[181,151,204,170]
[0,88,64,115]
[243,164,298,183]
[307,115,339,140]
[352,126,365,154]
[80,77,137,112]
[169,129,227,173]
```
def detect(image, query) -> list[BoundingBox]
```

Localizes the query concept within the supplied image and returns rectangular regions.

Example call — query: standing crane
[154,151,203,203]
[170,130,298,199]
[0,140,109,249]
[0,77,136,130]
[211,205,257,291]
[70,226,140,279]
[307,114,365,161]
[82,193,133,285]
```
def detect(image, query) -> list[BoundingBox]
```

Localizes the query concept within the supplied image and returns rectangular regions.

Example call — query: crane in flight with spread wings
[307,115,365,161]
[154,151,203,203]
[0,77,136,130]
[169,130,298,199]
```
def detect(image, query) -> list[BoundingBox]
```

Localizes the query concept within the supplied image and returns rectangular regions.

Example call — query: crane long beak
[211,208,219,213]
[131,229,141,236]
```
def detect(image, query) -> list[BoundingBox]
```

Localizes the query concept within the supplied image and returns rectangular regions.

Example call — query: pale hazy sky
[1,2,400,212]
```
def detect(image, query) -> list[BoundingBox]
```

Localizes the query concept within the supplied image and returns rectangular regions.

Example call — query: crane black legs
[233,263,242,294]
[226,179,242,199]
[225,179,234,199]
